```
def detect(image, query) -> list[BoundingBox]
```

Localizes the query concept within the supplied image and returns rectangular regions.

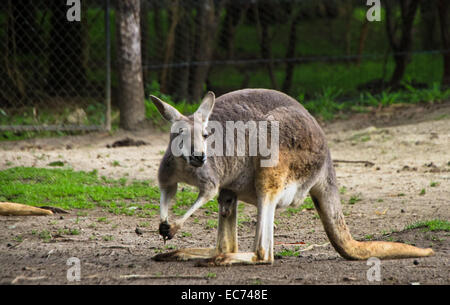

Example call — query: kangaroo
[150,89,434,265]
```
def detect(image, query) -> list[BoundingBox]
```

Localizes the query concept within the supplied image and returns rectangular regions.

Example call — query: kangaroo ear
[150,95,184,122]
[195,91,215,124]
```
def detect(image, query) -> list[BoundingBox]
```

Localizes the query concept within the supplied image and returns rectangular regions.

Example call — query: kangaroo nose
[189,153,206,167]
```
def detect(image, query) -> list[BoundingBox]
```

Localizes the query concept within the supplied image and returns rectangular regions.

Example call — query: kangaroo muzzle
[189,153,206,167]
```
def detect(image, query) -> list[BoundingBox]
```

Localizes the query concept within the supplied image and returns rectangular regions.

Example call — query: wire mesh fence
[0,0,110,136]
[0,0,448,137]
[140,0,448,103]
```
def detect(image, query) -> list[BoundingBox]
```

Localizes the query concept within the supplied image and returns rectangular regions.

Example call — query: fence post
[105,0,111,132]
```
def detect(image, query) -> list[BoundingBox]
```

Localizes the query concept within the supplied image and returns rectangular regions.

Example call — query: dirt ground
[0,102,449,285]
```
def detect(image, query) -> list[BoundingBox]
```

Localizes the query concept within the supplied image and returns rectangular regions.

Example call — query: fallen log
[0,202,53,216]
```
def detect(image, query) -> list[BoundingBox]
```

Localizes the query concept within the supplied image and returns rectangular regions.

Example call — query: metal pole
[105,0,111,132]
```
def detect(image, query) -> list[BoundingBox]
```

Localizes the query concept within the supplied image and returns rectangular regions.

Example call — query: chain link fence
[0,0,110,137]
[141,0,448,102]
[0,0,448,138]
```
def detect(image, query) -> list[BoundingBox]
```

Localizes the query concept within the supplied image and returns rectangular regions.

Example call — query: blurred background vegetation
[0,0,449,138]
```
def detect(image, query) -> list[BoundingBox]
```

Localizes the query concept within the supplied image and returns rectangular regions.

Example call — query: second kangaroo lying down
[151,89,434,265]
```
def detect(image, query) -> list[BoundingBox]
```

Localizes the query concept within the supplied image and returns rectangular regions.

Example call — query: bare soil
[0,102,449,285]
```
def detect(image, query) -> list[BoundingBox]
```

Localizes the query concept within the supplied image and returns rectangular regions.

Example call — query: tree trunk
[438,0,450,87]
[385,0,421,86]
[48,0,86,95]
[254,3,278,90]
[170,5,191,101]
[160,1,180,94]
[282,5,301,94]
[219,2,248,60]
[8,0,39,55]
[116,0,146,130]
[189,0,224,102]
[420,0,438,50]
[140,0,150,85]
[356,20,369,66]
[152,0,164,69]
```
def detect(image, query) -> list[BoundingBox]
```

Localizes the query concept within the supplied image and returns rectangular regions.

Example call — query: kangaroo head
[150,92,215,168]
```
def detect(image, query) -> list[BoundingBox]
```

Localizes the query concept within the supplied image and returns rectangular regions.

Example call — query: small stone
[135,227,143,236]
[413,260,419,265]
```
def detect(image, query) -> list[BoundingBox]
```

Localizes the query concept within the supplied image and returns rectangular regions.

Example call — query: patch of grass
[205,219,218,229]
[0,167,161,213]
[276,247,301,257]
[13,235,24,243]
[430,181,439,187]
[237,215,251,227]
[434,113,450,121]
[299,83,450,121]
[406,219,450,232]
[282,197,315,216]
[47,161,65,167]
[102,235,114,241]
[206,272,217,279]
[348,195,362,205]
[97,217,109,223]
[111,160,121,167]
[39,230,52,242]
[58,228,80,236]
[181,232,192,238]
[419,188,426,196]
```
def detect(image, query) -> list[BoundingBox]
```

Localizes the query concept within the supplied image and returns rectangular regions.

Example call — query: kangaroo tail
[309,155,434,260]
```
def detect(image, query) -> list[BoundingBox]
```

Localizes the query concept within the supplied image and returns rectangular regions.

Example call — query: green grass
[144,79,450,126]
[205,219,218,229]
[0,167,161,214]
[406,219,450,232]
[206,272,217,279]
[348,195,362,205]
[0,166,222,220]
[276,247,302,257]
[281,197,315,217]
